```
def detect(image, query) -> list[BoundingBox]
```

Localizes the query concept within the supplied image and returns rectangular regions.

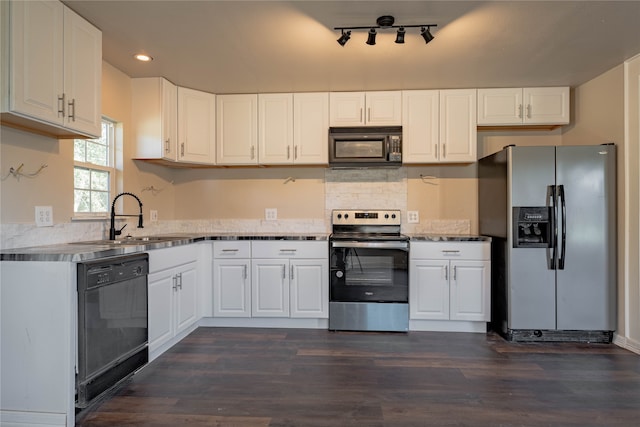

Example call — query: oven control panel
[331,210,401,225]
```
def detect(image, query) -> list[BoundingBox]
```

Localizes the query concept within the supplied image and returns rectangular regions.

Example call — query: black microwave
[328,126,403,168]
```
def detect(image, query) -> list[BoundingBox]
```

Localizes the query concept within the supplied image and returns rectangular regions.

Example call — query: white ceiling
[63,0,640,95]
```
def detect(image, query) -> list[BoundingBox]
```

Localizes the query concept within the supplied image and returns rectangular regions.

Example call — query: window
[74,120,116,216]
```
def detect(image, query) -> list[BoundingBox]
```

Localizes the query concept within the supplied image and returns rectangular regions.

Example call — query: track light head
[395,27,406,44]
[421,26,434,44]
[337,30,351,46]
[366,28,377,46]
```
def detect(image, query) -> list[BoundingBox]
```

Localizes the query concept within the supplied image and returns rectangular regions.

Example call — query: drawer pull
[279,249,297,252]
[221,249,239,252]
[442,250,460,254]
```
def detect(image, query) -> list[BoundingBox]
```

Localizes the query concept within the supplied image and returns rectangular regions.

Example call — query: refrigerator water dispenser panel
[513,207,551,248]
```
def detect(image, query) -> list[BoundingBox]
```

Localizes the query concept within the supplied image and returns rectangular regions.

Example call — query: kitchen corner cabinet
[329,91,401,126]
[148,245,199,359]
[251,241,329,318]
[216,94,258,165]
[212,241,252,317]
[477,87,570,126]
[132,77,178,161]
[410,241,490,322]
[177,87,216,164]
[1,0,102,139]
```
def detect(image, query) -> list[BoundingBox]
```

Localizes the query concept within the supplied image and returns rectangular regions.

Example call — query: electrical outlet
[407,211,420,224]
[150,210,158,222]
[35,206,53,227]
[265,208,278,221]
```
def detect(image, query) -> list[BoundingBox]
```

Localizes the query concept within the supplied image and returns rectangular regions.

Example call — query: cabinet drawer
[213,241,251,258]
[251,241,328,258]
[148,244,199,273]
[410,242,489,260]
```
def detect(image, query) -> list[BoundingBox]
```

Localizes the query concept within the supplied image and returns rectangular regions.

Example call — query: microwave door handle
[385,136,390,160]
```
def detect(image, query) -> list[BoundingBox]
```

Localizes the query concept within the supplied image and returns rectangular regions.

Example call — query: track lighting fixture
[334,15,436,46]
[366,28,377,45]
[337,30,351,46]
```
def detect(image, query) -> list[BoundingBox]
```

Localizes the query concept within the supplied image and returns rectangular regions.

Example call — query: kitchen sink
[75,236,183,245]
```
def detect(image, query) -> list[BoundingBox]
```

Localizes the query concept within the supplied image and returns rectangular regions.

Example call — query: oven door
[330,240,409,303]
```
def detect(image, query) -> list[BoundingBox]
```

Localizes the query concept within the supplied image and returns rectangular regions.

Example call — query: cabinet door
[366,91,402,125]
[8,0,64,125]
[178,87,216,164]
[216,94,258,164]
[402,90,439,163]
[148,269,176,353]
[252,259,290,317]
[162,78,178,160]
[63,5,102,137]
[290,259,328,318]
[524,87,570,125]
[409,260,449,320]
[175,262,198,334]
[259,93,293,164]
[329,92,366,126]
[477,88,523,125]
[293,92,329,164]
[439,89,477,163]
[213,259,251,317]
[449,260,490,321]
[132,77,177,160]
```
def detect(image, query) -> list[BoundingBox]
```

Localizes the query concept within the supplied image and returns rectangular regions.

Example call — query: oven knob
[344,214,349,219]
[385,214,389,219]
[336,271,344,278]
[391,214,396,219]
[337,214,342,219]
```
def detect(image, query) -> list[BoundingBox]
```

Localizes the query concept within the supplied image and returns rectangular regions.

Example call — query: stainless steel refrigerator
[478,145,616,342]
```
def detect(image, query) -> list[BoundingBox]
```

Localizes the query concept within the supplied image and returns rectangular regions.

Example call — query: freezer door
[555,145,616,330]
[507,146,557,330]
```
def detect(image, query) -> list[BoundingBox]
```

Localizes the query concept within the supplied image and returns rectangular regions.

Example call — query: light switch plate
[150,210,158,222]
[35,206,53,227]
[265,208,278,221]
[407,211,419,224]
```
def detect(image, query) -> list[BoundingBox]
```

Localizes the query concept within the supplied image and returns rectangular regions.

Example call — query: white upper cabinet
[177,87,216,164]
[402,90,440,163]
[216,94,258,165]
[132,77,178,161]
[330,91,401,126]
[1,0,102,138]
[258,93,294,164]
[439,89,477,163]
[477,87,570,126]
[293,92,329,165]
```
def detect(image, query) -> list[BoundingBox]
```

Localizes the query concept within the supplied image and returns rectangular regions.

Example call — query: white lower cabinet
[410,241,490,326]
[148,246,199,358]
[213,241,252,317]
[212,240,328,320]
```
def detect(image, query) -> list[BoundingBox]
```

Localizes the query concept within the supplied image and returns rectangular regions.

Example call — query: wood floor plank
[76,327,640,427]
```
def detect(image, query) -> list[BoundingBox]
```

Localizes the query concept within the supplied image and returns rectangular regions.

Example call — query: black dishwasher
[76,253,149,408]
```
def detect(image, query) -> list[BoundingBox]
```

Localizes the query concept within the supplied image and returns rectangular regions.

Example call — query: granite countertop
[0,234,329,262]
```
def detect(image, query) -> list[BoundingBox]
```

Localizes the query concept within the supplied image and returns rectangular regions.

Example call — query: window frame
[73,119,116,218]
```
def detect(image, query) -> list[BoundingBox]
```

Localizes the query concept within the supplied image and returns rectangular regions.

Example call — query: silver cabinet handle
[68,98,76,121]
[287,146,290,159]
[367,107,371,123]
[279,249,297,253]
[444,265,448,281]
[58,94,65,117]
[172,275,178,291]
[177,272,183,290]
[518,104,523,119]
[441,250,460,254]
[251,145,255,160]
[221,249,239,252]
[435,144,439,159]
[527,104,532,118]
[164,138,171,153]
[243,264,247,280]
[453,265,457,281]
[294,146,298,160]
[360,108,363,123]
[290,264,294,280]
[282,265,286,280]
[180,143,185,157]
[442,143,446,159]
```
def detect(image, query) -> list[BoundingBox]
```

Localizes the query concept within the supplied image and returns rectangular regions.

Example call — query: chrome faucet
[109,192,144,240]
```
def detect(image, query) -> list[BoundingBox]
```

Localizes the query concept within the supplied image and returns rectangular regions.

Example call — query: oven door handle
[331,241,409,250]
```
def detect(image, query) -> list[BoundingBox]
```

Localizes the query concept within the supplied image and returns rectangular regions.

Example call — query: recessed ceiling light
[134,54,153,62]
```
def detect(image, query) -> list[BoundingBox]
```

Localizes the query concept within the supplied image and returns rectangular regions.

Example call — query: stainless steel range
[329,209,409,332]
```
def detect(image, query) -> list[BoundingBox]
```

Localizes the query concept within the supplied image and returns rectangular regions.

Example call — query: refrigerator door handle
[546,184,557,270]
[557,184,567,269]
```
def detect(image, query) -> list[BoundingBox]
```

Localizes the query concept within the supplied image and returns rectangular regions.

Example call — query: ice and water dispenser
[512,207,552,248]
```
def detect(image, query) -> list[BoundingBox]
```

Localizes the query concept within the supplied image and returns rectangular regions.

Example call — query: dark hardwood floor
[76,327,640,427]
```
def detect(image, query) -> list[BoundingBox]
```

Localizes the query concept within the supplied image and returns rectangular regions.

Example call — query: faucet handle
[115,223,127,236]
